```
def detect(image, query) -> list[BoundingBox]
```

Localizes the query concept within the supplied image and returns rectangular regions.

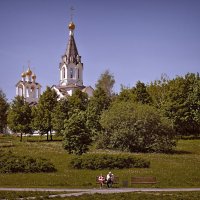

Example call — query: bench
[131,177,157,185]
[96,176,119,187]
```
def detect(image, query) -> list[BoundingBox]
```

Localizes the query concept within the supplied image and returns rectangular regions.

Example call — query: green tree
[116,85,136,102]
[63,110,92,155]
[147,74,170,110]
[52,98,69,136]
[7,96,32,141]
[100,101,176,153]
[68,90,88,115]
[0,89,9,133]
[165,73,200,136]
[32,87,58,141]
[87,87,111,137]
[95,70,115,97]
[134,81,152,104]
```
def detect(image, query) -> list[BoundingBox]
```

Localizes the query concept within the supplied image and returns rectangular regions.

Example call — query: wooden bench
[96,176,119,187]
[131,177,157,185]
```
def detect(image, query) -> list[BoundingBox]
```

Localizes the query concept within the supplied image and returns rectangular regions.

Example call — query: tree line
[0,71,200,154]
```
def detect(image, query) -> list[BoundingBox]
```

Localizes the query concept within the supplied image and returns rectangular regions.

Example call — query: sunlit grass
[0,135,200,188]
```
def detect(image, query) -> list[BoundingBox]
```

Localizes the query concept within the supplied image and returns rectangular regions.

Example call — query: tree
[134,81,152,104]
[100,101,176,153]
[95,70,115,97]
[147,74,170,110]
[0,89,9,133]
[52,99,69,136]
[63,110,92,155]
[147,73,200,137]
[7,96,32,141]
[116,81,152,104]
[164,73,200,136]
[86,87,111,137]
[32,87,58,141]
[68,89,88,115]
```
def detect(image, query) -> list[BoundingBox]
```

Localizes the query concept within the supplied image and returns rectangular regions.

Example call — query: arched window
[18,86,23,96]
[26,87,29,97]
[62,67,65,79]
[78,69,80,79]
[70,68,73,78]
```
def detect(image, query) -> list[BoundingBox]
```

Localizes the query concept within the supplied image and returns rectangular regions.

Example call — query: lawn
[0,135,200,188]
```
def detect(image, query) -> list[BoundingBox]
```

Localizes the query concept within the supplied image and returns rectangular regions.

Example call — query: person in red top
[98,174,105,188]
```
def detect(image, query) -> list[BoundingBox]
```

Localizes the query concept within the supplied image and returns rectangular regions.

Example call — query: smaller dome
[26,68,32,76]
[21,72,26,78]
[32,73,36,79]
[68,22,75,30]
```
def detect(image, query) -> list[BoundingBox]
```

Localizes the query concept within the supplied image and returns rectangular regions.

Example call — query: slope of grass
[0,135,200,188]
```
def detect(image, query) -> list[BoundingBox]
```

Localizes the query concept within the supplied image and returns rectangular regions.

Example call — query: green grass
[0,135,200,188]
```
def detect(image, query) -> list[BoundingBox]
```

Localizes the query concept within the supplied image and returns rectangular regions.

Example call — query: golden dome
[21,72,26,78]
[32,73,36,79]
[26,68,32,76]
[68,22,75,30]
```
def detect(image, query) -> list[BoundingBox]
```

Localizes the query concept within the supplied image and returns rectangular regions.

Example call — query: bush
[100,102,176,153]
[0,151,56,173]
[70,153,150,169]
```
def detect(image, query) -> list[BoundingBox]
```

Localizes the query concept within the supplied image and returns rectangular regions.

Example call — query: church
[16,19,94,103]
[52,20,94,100]
[16,67,42,104]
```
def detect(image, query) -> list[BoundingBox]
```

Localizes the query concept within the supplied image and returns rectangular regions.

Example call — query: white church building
[16,19,93,103]
[52,20,94,99]
[16,67,42,104]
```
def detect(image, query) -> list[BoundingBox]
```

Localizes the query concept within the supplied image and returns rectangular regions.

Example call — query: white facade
[60,62,83,86]
[53,21,94,98]
[16,68,42,104]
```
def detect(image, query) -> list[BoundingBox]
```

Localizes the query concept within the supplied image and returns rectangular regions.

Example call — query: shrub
[0,151,56,173]
[70,153,150,169]
[100,102,176,153]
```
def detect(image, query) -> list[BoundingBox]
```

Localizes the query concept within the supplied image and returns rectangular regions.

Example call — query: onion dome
[32,73,36,79]
[68,22,75,30]
[21,72,26,78]
[26,68,32,76]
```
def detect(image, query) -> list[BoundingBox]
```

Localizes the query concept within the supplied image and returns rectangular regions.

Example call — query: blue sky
[0,0,200,101]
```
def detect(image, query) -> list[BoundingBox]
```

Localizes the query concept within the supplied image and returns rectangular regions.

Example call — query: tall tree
[165,73,200,136]
[63,110,92,155]
[87,87,111,137]
[68,89,88,115]
[95,70,115,97]
[7,96,32,141]
[134,81,152,104]
[32,87,58,141]
[0,89,9,133]
[52,98,69,136]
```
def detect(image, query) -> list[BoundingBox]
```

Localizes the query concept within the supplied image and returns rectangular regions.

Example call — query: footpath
[1,187,200,198]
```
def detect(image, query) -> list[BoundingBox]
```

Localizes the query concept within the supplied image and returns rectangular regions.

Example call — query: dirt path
[1,188,200,199]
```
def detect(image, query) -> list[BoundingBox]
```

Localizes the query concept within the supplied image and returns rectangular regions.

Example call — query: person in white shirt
[106,171,114,188]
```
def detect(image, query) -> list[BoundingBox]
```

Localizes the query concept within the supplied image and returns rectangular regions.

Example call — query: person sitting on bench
[106,171,114,188]
[98,174,105,188]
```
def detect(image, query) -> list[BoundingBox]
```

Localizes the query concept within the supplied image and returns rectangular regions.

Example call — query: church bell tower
[59,21,83,87]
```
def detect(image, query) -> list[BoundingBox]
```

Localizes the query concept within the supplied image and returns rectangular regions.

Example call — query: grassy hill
[0,135,200,188]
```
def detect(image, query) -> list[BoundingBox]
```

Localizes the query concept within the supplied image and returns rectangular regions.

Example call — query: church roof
[65,33,78,59]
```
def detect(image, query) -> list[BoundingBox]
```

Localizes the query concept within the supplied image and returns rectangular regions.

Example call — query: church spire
[65,21,79,64]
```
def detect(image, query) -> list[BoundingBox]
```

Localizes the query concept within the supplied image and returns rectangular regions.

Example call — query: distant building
[52,20,94,99]
[16,67,42,104]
